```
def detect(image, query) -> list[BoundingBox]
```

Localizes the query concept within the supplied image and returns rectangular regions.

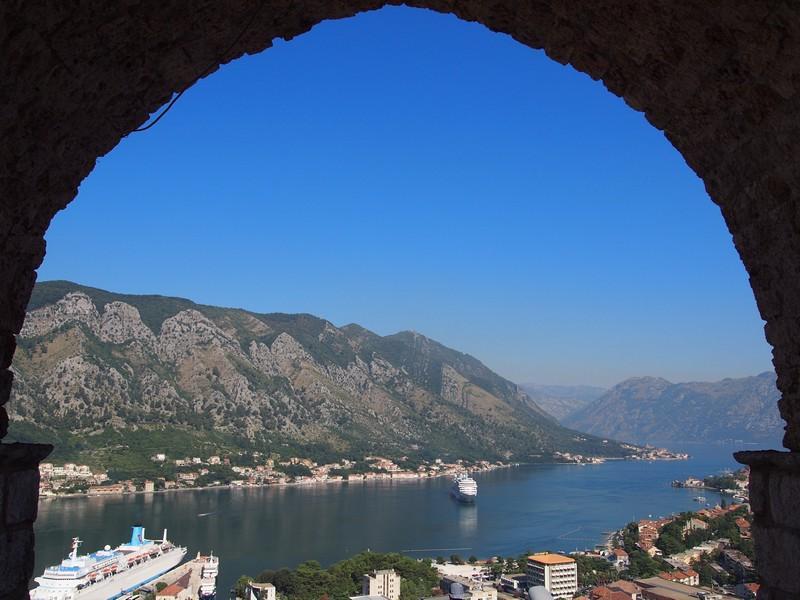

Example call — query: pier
[141,553,213,596]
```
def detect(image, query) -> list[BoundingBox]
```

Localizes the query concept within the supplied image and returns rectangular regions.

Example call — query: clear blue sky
[38,6,773,387]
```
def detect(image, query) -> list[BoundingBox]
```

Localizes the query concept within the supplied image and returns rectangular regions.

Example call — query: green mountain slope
[9,281,638,465]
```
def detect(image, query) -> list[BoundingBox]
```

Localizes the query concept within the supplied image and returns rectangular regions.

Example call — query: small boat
[694,496,707,502]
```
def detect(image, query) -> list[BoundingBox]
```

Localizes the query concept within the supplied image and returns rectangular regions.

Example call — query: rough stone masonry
[1,2,800,598]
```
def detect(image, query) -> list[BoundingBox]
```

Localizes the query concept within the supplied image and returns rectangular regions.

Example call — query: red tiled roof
[591,587,632,600]
[156,583,185,597]
[608,581,639,594]
[157,572,191,598]
[681,568,698,577]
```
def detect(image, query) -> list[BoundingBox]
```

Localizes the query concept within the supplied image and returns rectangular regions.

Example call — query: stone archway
[2,2,799,598]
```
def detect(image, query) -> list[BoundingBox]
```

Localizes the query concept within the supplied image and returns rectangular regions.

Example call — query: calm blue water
[33,442,762,594]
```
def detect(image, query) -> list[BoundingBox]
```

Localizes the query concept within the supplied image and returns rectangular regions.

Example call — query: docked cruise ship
[30,526,187,600]
[450,473,478,503]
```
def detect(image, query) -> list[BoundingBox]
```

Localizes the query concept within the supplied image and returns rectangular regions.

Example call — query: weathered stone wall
[736,451,800,599]
[0,444,51,600]
[2,1,800,597]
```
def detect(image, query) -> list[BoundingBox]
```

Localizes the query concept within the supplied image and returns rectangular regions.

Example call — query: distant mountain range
[7,281,636,464]
[563,372,782,444]
[519,383,607,421]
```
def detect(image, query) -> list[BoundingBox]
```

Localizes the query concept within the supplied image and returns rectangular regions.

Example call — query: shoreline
[41,462,516,500]
[39,452,689,502]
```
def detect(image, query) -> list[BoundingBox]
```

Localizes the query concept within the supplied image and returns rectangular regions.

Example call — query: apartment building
[362,569,401,600]
[526,553,578,600]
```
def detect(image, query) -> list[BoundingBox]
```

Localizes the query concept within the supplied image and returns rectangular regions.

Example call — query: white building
[525,554,577,600]
[363,569,401,600]
[247,582,275,600]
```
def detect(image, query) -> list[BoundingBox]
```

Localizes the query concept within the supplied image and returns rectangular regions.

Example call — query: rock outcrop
[9,281,630,461]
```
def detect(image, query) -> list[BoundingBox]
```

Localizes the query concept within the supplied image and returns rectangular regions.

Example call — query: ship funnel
[130,525,146,546]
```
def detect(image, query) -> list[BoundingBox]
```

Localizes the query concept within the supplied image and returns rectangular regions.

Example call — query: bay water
[33,442,764,595]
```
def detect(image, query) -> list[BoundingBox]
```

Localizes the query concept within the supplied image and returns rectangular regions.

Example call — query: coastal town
[36,446,687,498]
[37,453,516,498]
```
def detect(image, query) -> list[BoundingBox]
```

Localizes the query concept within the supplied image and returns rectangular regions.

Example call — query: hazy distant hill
[563,372,782,444]
[519,383,607,421]
[7,281,636,464]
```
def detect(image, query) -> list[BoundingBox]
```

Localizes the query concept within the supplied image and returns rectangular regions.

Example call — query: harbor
[29,526,217,600]
[33,443,742,596]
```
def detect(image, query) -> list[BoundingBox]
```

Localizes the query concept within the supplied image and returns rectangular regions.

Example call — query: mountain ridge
[519,383,607,421]
[563,371,782,444]
[9,280,632,467]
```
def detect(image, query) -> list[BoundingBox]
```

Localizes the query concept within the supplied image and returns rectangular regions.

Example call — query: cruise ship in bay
[30,526,187,600]
[450,473,478,503]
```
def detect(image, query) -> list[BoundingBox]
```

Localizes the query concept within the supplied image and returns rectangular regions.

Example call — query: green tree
[235,576,253,599]
[573,555,616,587]
[436,556,446,565]
[489,562,504,579]
[468,556,478,565]
[450,554,464,565]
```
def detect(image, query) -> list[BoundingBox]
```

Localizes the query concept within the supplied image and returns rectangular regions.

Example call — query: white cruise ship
[30,526,187,600]
[450,473,478,503]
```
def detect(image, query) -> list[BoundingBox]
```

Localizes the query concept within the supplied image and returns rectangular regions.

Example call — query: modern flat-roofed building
[363,569,401,600]
[525,553,577,600]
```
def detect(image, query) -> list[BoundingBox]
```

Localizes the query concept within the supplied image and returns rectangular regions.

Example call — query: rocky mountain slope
[563,372,783,444]
[519,383,607,421]
[8,281,635,462]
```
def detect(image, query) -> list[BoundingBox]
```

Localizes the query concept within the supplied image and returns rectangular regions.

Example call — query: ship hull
[31,548,186,600]
[450,488,476,504]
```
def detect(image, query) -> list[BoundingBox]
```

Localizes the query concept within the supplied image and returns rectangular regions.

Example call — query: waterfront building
[87,483,125,495]
[144,480,155,493]
[247,582,276,600]
[363,569,401,600]
[525,553,577,600]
